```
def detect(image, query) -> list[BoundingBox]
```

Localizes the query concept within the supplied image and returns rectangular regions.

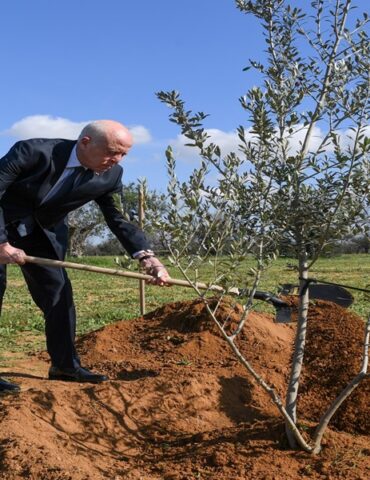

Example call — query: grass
[0,254,368,361]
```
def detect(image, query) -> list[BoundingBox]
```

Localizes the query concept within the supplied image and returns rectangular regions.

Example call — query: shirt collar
[66,144,87,169]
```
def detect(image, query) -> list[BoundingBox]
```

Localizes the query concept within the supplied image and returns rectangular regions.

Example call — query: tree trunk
[285,251,310,448]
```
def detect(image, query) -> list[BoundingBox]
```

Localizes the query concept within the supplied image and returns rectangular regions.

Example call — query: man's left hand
[139,257,171,286]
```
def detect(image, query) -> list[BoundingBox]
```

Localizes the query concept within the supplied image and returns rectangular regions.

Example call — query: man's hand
[0,242,26,265]
[139,256,171,286]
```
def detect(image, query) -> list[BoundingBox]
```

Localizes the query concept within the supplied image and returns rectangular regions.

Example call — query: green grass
[0,254,368,361]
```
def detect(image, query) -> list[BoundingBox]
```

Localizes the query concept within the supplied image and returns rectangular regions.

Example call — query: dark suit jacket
[0,138,150,258]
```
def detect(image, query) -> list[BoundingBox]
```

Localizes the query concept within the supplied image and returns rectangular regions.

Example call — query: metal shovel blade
[275,306,292,323]
[280,283,354,308]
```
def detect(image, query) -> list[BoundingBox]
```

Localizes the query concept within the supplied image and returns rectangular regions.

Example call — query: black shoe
[48,366,108,383]
[0,377,20,393]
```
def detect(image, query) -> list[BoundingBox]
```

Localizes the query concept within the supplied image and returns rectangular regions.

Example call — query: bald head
[78,120,133,146]
[76,120,133,174]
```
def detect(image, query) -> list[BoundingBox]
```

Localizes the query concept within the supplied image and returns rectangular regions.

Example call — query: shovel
[280,282,354,308]
[23,255,292,322]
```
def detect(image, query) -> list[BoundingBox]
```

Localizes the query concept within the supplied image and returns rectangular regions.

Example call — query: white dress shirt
[42,145,86,202]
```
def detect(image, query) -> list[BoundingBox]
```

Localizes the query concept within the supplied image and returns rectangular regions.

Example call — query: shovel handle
[23,256,290,318]
[23,255,228,294]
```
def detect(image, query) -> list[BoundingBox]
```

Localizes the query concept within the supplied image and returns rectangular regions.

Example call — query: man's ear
[80,136,91,146]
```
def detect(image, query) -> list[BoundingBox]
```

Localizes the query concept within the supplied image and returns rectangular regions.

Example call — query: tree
[125,180,169,252]
[67,186,139,257]
[70,182,169,257]
[154,0,369,453]
[68,202,105,257]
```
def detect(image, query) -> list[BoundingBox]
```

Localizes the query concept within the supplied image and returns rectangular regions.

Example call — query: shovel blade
[275,307,292,323]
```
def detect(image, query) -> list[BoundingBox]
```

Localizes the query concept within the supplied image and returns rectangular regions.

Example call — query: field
[0,254,368,361]
[0,254,369,479]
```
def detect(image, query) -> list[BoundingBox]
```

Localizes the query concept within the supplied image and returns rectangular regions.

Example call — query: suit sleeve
[0,141,36,243]
[95,172,151,256]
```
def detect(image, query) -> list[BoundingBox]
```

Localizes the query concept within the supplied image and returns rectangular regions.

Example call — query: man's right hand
[139,256,171,286]
[0,243,26,265]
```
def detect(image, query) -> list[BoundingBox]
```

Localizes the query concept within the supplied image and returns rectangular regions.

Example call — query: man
[0,120,170,393]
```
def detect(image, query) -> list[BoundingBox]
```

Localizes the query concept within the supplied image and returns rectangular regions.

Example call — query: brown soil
[0,298,369,480]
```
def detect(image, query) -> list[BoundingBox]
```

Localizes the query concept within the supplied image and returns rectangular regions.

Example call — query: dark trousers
[0,225,80,368]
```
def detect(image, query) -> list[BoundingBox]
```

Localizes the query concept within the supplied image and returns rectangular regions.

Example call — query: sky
[0,0,268,190]
[0,1,368,192]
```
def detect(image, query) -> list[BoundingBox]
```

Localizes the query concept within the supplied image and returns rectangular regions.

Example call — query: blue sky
[1,1,367,192]
[0,0,268,190]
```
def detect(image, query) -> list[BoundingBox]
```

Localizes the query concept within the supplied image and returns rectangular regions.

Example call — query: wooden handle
[23,255,234,294]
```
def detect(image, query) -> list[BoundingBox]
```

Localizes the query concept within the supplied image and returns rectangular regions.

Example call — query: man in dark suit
[0,120,170,393]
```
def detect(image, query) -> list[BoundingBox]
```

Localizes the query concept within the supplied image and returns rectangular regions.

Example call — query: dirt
[0,297,369,480]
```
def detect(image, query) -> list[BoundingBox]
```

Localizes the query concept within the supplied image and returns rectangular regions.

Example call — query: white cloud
[169,128,241,164]
[2,115,152,144]
[286,123,370,155]
[285,123,325,155]
[3,115,88,139]
[204,128,241,154]
[129,125,152,144]
[338,124,370,151]
[166,123,350,163]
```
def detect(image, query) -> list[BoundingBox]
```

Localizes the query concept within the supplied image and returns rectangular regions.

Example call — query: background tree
[67,184,144,257]
[72,182,169,256]
[68,202,105,257]
[154,0,369,452]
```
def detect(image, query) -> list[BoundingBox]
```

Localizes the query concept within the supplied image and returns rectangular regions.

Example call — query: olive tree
[68,182,168,257]
[68,202,105,257]
[154,0,369,453]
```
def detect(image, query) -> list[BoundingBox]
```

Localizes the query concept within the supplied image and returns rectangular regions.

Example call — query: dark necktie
[44,166,87,203]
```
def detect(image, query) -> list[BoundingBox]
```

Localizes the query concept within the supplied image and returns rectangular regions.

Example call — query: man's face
[78,130,133,174]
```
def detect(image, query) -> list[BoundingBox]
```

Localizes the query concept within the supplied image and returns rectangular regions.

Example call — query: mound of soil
[299,300,370,434]
[0,298,368,480]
